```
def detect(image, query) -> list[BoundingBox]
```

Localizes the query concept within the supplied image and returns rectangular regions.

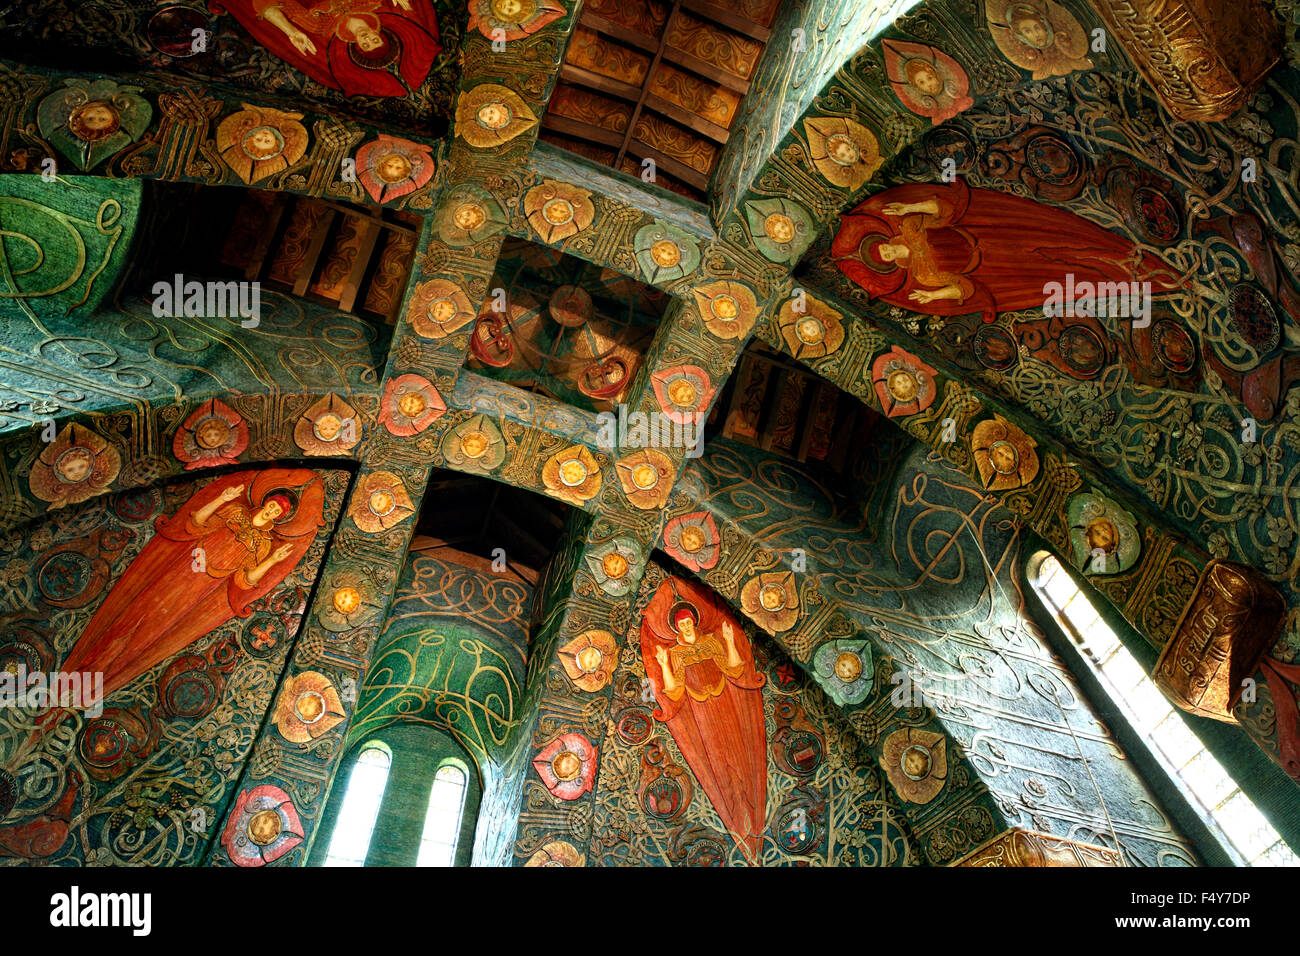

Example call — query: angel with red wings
[60,468,325,699]
[211,0,443,98]
[640,576,767,862]
[832,178,1183,323]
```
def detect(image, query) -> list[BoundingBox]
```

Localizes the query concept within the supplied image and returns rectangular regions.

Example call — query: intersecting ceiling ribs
[540,0,782,201]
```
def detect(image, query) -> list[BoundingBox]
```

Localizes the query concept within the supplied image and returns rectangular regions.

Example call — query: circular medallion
[78,719,129,770]
[193,416,232,450]
[375,152,412,183]
[161,668,217,718]
[575,645,604,674]
[460,430,491,459]
[332,586,361,615]
[631,463,659,490]
[776,806,816,853]
[543,198,575,226]
[1132,185,1180,243]
[617,709,653,744]
[1058,324,1107,378]
[826,133,861,167]
[1025,132,1082,188]
[1151,319,1196,374]
[0,640,43,677]
[147,5,211,57]
[667,378,698,407]
[795,317,824,345]
[1228,284,1280,354]
[601,552,628,580]
[833,651,862,684]
[988,440,1020,476]
[396,390,428,418]
[54,447,95,484]
[643,777,684,819]
[551,750,582,781]
[294,690,326,724]
[37,552,93,603]
[452,201,487,231]
[886,367,920,402]
[312,413,344,443]
[114,486,161,523]
[549,285,592,327]
[650,239,682,268]
[476,102,512,130]
[677,525,706,553]
[241,125,284,161]
[558,458,588,486]
[70,101,121,143]
[923,126,976,174]
[685,836,726,866]
[972,325,1018,371]
[786,730,824,775]
[368,489,396,517]
[764,213,796,244]
[247,808,283,846]
[429,296,458,324]
[901,743,932,780]
[711,295,739,321]
[759,584,785,611]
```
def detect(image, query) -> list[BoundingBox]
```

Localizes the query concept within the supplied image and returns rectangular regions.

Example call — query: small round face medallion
[575,645,603,674]
[988,440,1019,476]
[247,808,283,846]
[833,651,862,683]
[678,526,706,553]
[294,690,326,724]
[901,744,932,780]
[397,391,427,418]
[764,213,796,244]
[452,201,487,231]
[650,239,681,267]
[552,750,582,781]
[460,431,490,459]
[826,133,860,166]
[194,417,232,450]
[313,413,344,443]
[55,447,96,484]
[631,464,658,490]
[476,103,512,130]
[558,458,588,486]
[667,378,697,407]
[601,552,629,579]
[332,587,361,615]
[759,584,785,611]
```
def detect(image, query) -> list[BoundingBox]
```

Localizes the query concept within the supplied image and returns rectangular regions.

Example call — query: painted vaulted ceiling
[0,0,1298,867]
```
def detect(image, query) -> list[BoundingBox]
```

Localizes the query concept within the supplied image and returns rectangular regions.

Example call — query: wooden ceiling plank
[337,218,382,314]
[662,47,751,94]
[614,0,683,168]
[541,113,627,149]
[623,142,711,189]
[678,0,771,41]
[643,94,731,143]
[558,65,643,102]
[576,11,659,53]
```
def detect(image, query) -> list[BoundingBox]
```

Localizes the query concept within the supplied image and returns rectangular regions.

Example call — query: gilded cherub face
[56,448,95,484]
[71,102,120,142]
[243,127,282,159]
[376,153,412,183]
[194,418,231,450]
[907,61,944,96]
[1086,517,1118,554]
[1014,14,1051,49]
[989,440,1019,475]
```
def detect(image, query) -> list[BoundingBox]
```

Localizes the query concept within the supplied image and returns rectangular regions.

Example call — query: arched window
[322,743,391,867]
[1030,552,1297,866]
[417,761,469,867]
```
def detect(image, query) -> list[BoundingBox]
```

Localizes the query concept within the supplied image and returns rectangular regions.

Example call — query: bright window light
[417,762,468,867]
[1031,553,1297,867]
[323,744,392,867]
